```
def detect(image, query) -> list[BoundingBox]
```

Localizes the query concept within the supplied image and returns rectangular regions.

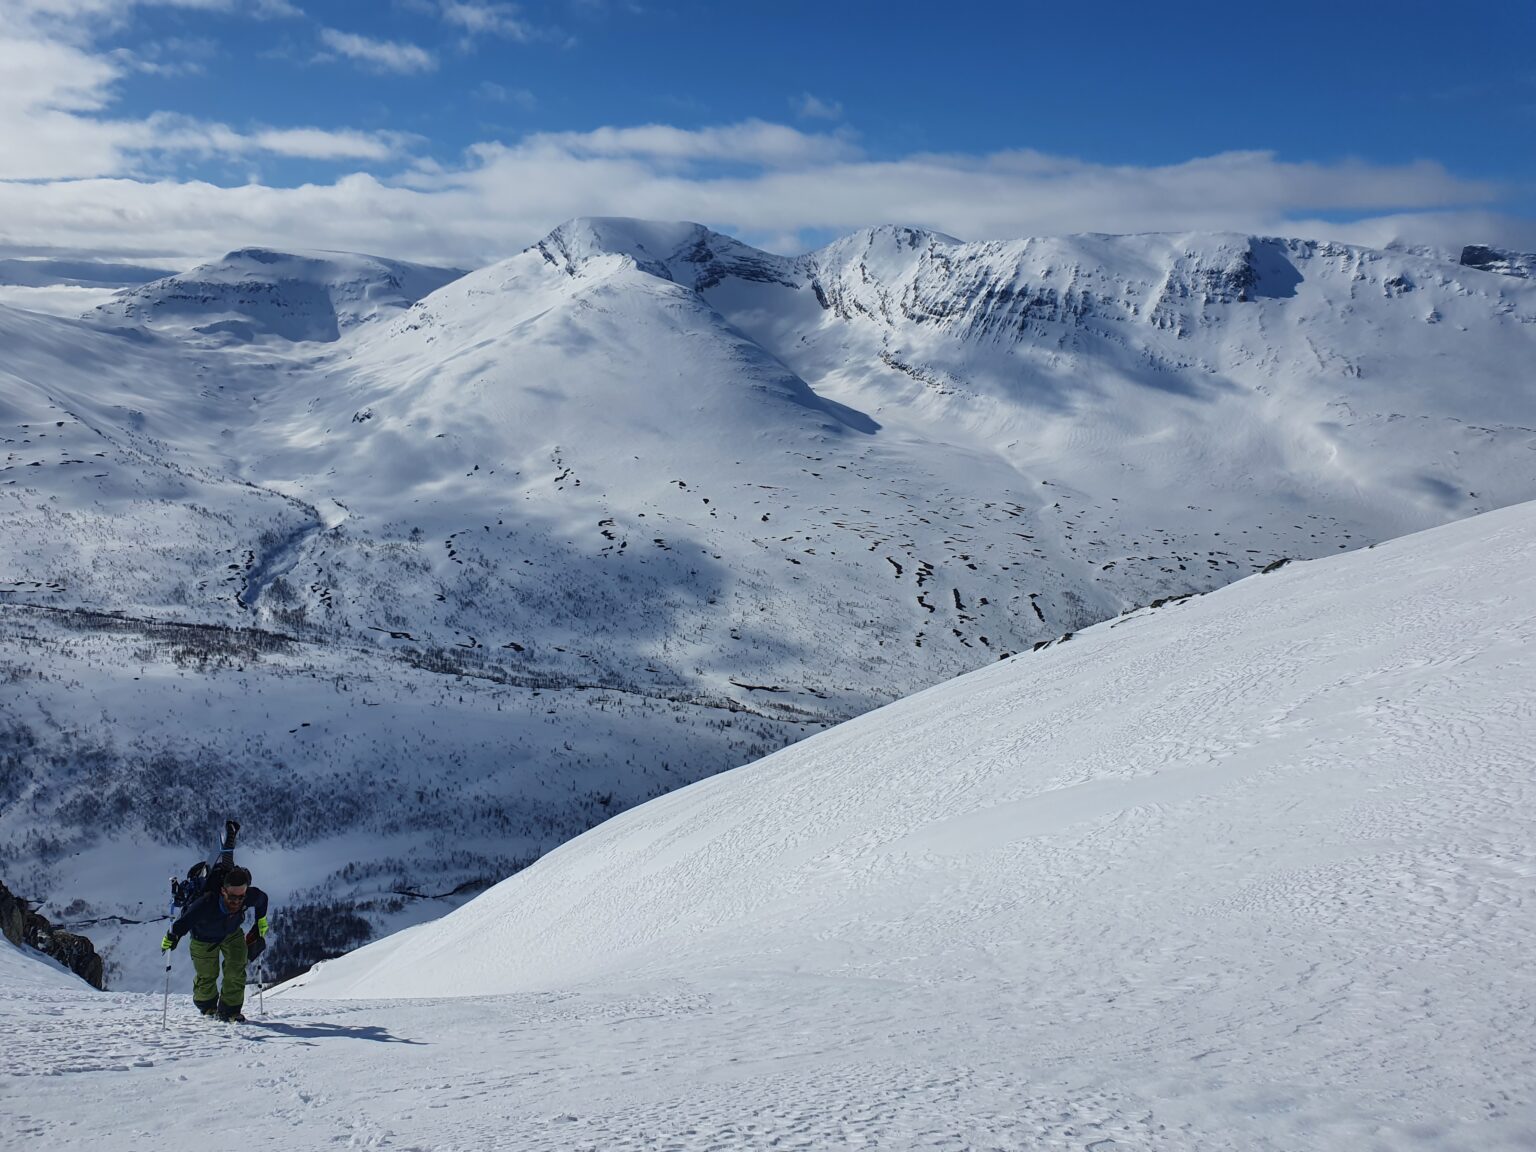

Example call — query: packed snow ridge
[6,501,1534,1151]
[1,216,1534,989]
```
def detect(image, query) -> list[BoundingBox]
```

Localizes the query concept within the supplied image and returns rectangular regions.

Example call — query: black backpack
[171,820,240,908]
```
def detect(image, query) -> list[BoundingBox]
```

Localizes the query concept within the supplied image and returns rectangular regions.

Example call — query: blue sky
[3,0,1533,263]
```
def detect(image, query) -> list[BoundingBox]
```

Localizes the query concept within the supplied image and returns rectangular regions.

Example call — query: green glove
[161,933,178,952]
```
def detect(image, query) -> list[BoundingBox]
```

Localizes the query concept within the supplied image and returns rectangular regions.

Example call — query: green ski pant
[190,931,248,1008]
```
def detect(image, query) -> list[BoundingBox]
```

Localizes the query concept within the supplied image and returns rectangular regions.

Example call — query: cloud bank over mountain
[3,134,1525,268]
[1,1,1530,265]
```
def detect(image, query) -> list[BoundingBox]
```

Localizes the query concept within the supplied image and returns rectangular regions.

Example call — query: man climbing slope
[162,865,269,1022]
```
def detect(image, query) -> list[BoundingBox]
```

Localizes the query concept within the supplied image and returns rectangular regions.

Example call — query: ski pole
[161,876,175,1029]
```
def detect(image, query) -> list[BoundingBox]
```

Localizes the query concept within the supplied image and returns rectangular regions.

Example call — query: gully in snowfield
[162,865,270,1022]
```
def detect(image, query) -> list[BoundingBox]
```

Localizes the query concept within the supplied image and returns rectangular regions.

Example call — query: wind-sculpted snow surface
[2,218,1535,991]
[3,503,1533,1151]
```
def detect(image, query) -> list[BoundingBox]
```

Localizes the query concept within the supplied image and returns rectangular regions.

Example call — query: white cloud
[522,121,858,167]
[141,116,409,162]
[318,28,437,74]
[439,1,533,40]
[475,81,536,108]
[5,0,234,36]
[1286,210,1536,255]
[794,93,843,121]
[0,3,407,177]
[2,122,1527,270]
[249,127,405,161]
[0,34,142,178]
[0,34,120,114]
[111,36,217,77]
[0,26,408,179]
[0,6,1526,267]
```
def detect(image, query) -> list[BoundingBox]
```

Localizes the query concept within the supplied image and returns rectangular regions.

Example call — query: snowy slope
[710,224,1536,546]
[289,499,1536,1001]
[3,501,1532,1152]
[0,303,315,616]
[0,938,88,992]
[3,219,1535,991]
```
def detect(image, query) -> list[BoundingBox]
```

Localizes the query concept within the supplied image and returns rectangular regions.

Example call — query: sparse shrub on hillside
[0,662,37,685]
[0,724,36,812]
[265,847,534,983]
[266,576,298,605]
[264,900,373,985]
[44,608,297,663]
[1,724,376,856]
[271,604,308,630]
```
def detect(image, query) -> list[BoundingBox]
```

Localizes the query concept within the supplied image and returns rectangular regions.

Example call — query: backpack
[171,819,241,908]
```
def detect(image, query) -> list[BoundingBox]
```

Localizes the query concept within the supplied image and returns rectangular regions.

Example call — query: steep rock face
[804,229,1338,345]
[1460,244,1536,279]
[0,878,24,946]
[0,877,105,989]
[93,248,466,342]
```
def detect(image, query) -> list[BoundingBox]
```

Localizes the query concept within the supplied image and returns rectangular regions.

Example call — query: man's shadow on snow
[242,1019,425,1046]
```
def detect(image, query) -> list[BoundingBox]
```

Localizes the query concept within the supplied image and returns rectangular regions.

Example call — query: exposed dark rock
[0,881,24,947]
[0,876,106,989]
[1459,245,1536,279]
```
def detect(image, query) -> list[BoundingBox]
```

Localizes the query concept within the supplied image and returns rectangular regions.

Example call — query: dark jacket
[171,887,269,944]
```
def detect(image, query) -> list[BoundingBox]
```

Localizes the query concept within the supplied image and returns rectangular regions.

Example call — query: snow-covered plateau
[3,498,1533,1150]
[1,220,1534,989]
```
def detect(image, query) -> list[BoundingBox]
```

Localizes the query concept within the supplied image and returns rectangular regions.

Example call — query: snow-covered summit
[93,248,465,342]
[532,216,803,291]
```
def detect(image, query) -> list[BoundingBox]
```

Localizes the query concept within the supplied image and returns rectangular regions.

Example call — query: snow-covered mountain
[7,500,1533,1151]
[92,248,465,342]
[2,218,1534,986]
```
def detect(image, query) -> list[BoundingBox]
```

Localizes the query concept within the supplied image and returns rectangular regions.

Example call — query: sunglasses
[222,888,248,901]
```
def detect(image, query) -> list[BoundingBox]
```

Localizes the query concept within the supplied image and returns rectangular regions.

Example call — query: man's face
[223,886,248,908]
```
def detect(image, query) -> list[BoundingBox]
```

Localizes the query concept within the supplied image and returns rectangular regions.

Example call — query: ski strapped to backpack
[170,819,241,908]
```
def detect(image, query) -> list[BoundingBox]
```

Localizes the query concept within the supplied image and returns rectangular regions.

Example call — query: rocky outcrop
[1460,245,1536,279]
[0,877,105,989]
